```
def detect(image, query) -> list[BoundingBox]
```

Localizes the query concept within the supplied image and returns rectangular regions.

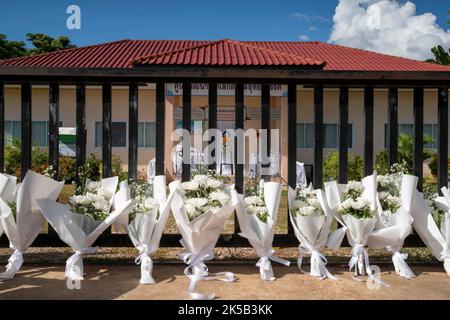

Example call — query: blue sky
[0,0,448,47]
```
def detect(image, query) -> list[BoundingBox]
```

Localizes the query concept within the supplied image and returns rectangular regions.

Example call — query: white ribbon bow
[180,252,236,300]
[297,246,337,280]
[389,249,416,279]
[256,249,290,281]
[135,244,155,284]
[0,250,23,280]
[444,257,450,277]
[65,246,99,281]
[349,244,389,287]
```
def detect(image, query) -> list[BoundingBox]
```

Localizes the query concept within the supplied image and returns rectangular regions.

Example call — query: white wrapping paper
[36,177,133,281]
[119,176,176,284]
[233,181,290,281]
[376,174,418,279]
[288,187,336,280]
[325,173,401,286]
[171,181,237,300]
[0,170,64,279]
[411,187,450,277]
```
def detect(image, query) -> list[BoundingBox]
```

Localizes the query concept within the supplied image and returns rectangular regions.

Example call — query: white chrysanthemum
[193,174,209,184]
[298,206,315,216]
[210,191,230,205]
[247,206,268,215]
[181,180,199,191]
[185,197,208,208]
[244,196,264,207]
[144,197,157,209]
[345,180,363,192]
[206,178,223,189]
[291,199,307,210]
[97,189,113,199]
[307,198,321,210]
[378,191,389,200]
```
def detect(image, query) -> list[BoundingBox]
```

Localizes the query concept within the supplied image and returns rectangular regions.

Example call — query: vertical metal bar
[235,83,244,194]
[76,83,86,179]
[313,84,323,189]
[364,86,374,176]
[182,82,191,182]
[287,82,297,235]
[0,81,4,173]
[388,87,398,168]
[102,82,112,178]
[21,82,32,180]
[128,83,138,180]
[339,86,349,184]
[261,83,271,182]
[208,83,218,171]
[413,87,424,191]
[48,82,59,179]
[155,82,166,176]
[438,87,449,191]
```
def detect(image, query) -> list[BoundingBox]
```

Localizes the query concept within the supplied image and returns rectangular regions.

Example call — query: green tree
[26,33,76,55]
[426,45,450,66]
[0,34,27,59]
[323,151,364,182]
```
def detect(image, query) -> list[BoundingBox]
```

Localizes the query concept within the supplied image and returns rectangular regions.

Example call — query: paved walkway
[0,264,449,299]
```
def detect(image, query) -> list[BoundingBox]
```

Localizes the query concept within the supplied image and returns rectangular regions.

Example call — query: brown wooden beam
[155,82,165,176]
[21,82,32,180]
[388,87,398,168]
[48,82,59,178]
[102,82,112,178]
[413,87,424,191]
[261,83,271,182]
[75,83,86,177]
[313,84,323,189]
[182,82,191,182]
[339,86,349,184]
[128,83,138,180]
[364,86,374,176]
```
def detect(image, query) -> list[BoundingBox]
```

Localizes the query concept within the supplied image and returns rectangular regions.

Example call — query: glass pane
[138,122,145,148]
[32,121,47,147]
[296,124,304,148]
[112,122,127,147]
[424,124,433,149]
[304,124,314,148]
[400,124,413,138]
[145,122,156,148]
[324,124,337,148]
[95,122,102,147]
[12,121,21,141]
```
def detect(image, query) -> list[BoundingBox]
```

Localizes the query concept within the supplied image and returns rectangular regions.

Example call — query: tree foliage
[426,45,450,66]
[0,33,76,59]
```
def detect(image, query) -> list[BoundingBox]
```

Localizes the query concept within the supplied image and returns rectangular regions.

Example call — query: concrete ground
[0,264,449,300]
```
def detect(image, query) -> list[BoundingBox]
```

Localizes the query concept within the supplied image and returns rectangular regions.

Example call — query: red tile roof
[0,39,449,72]
[132,39,325,67]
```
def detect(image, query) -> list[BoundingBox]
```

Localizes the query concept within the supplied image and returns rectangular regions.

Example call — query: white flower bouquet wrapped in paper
[411,186,450,277]
[288,185,336,280]
[325,174,401,286]
[375,171,418,279]
[36,176,132,281]
[0,170,64,279]
[233,180,290,281]
[171,172,237,300]
[114,176,175,284]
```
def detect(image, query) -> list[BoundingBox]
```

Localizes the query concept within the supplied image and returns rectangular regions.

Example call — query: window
[138,122,156,148]
[95,122,127,147]
[383,123,440,148]
[297,123,353,149]
[4,120,62,147]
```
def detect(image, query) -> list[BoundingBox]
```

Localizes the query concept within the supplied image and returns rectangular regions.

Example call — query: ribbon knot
[65,247,99,281]
[180,252,236,300]
[444,257,450,277]
[134,244,155,284]
[297,246,336,280]
[391,251,415,279]
[0,250,23,280]
[256,249,290,281]
[349,244,389,287]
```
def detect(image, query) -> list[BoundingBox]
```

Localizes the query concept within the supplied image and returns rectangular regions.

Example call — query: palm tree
[426,45,450,66]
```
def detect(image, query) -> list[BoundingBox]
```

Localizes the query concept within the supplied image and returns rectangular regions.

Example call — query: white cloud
[298,34,311,41]
[308,26,318,32]
[290,13,329,23]
[329,0,450,60]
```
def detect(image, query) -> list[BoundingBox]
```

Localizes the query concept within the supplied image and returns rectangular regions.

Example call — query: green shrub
[58,156,77,183]
[428,153,450,178]
[323,151,364,182]
[4,138,48,178]
[112,154,127,182]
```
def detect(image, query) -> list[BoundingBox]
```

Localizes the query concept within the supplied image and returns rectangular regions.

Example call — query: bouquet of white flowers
[37,176,133,281]
[411,186,450,277]
[288,185,336,280]
[0,170,64,279]
[375,171,418,279]
[113,176,175,284]
[233,180,290,281]
[326,173,401,286]
[171,172,237,300]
